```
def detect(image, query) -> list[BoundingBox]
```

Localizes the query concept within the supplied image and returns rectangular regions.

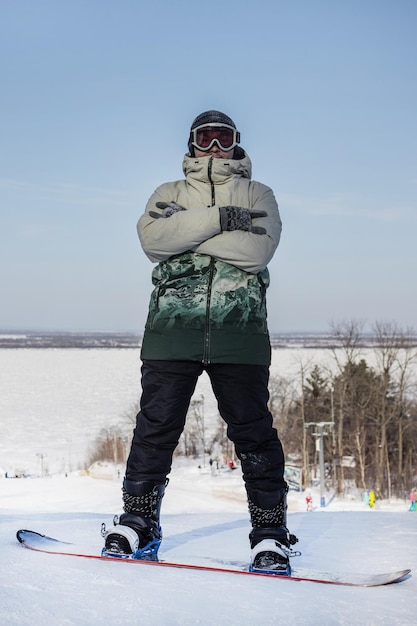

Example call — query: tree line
[270,321,417,499]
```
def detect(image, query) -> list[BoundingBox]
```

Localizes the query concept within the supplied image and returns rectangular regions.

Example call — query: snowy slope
[0,347,416,624]
[1,464,416,626]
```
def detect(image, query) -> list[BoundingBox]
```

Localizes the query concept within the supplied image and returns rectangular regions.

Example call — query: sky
[1,0,416,334]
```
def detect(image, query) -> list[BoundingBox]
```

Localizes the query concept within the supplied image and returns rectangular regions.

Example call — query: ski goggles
[190,123,241,152]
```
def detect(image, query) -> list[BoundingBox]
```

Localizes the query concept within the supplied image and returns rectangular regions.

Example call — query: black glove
[149,201,186,219]
[219,206,267,235]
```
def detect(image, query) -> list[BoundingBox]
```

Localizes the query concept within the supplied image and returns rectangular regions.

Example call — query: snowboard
[16,529,411,587]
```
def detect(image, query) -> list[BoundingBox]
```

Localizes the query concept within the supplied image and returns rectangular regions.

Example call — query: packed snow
[0,347,416,624]
[1,465,416,625]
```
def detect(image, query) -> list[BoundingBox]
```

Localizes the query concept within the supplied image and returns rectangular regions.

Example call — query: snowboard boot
[247,483,299,575]
[101,480,165,560]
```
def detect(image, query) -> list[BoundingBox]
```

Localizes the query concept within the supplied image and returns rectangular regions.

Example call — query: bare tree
[329,319,365,493]
[372,322,417,495]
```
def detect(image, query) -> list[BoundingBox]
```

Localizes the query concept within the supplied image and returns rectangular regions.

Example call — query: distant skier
[102,110,298,573]
[305,491,313,511]
[409,489,416,511]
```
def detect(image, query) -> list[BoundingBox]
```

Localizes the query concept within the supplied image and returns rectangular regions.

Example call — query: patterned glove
[219,206,267,235]
[149,201,187,219]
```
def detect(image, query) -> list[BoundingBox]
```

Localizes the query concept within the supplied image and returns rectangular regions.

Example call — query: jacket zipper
[203,157,215,365]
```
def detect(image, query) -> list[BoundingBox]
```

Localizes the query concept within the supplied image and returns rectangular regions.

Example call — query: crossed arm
[137,184,282,274]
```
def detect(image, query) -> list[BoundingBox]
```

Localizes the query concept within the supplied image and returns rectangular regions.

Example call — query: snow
[0,347,416,624]
[1,465,416,625]
[0,348,143,475]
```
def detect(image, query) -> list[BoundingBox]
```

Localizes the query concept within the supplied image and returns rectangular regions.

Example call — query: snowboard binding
[101,520,161,561]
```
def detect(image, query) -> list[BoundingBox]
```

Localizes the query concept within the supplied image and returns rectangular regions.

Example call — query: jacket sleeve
[193,183,282,273]
[137,184,222,262]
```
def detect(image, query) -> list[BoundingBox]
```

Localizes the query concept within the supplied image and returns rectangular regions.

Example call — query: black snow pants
[125,360,286,495]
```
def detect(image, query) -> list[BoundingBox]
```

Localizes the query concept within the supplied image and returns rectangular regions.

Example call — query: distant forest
[2,328,416,350]
[269,321,417,499]
[0,331,141,349]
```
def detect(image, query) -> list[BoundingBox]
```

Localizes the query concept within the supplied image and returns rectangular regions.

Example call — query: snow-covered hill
[0,347,415,623]
[1,463,416,626]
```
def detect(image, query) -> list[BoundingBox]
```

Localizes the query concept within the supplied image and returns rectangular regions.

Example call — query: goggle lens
[197,127,234,149]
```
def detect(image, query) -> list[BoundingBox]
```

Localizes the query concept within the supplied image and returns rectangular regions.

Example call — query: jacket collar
[182,152,252,183]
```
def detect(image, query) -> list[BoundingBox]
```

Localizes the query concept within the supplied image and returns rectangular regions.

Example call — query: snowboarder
[103,110,298,573]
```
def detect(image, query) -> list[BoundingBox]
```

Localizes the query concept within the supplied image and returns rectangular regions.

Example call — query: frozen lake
[0,346,412,475]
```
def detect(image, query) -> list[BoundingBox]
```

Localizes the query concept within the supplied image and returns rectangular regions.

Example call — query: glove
[219,206,267,235]
[149,201,187,219]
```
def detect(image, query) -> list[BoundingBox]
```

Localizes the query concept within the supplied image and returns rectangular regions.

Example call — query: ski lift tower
[305,421,334,507]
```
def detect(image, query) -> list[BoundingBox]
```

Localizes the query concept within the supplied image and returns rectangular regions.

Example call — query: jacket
[137,151,282,365]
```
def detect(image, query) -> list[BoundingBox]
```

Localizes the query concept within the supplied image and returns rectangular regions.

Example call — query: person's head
[188,110,242,159]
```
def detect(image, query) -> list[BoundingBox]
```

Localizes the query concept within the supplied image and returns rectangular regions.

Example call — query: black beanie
[190,110,237,131]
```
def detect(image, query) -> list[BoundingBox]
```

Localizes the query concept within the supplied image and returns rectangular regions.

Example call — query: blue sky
[1,0,416,333]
